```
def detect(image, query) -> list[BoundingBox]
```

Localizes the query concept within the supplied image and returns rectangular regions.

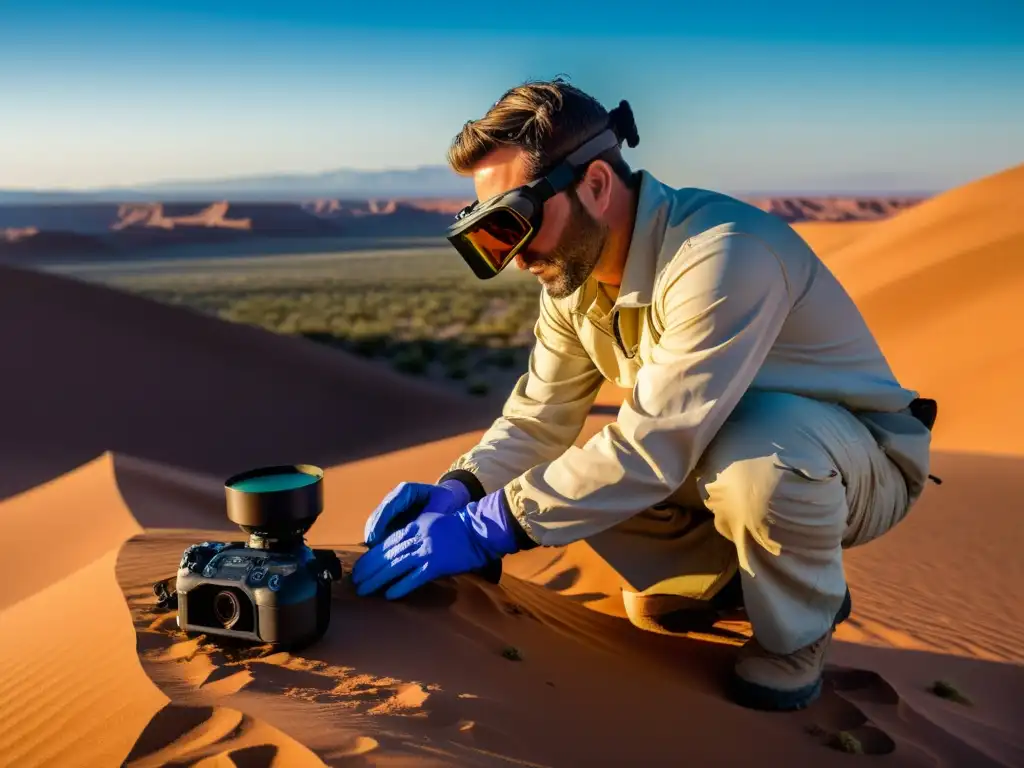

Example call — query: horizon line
[0,162,945,200]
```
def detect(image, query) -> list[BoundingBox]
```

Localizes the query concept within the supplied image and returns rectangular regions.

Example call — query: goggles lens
[453,206,532,273]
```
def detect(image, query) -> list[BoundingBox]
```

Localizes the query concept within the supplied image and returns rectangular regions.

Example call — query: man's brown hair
[447,76,634,185]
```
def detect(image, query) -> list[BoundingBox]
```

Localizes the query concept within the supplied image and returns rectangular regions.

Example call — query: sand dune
[0,546,168,768]
[1,164,1022,767]
[799,164,1024,301]
[796,162,1024,455]
[2,444,1020,767]
[0,263,495,501]
[789,220,878,254]
[0,455,323,768]
[2,449,1017,767]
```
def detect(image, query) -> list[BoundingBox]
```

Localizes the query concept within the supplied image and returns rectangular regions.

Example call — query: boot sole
[730,675,823,712]
[730,587,852,712]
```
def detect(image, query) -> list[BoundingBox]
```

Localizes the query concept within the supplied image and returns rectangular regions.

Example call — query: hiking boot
[729,587,851,711]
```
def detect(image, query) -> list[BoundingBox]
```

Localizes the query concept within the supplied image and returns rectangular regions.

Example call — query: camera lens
[213,589,241,628]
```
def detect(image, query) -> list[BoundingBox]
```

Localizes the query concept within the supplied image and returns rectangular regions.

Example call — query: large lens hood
[224,464,324,536]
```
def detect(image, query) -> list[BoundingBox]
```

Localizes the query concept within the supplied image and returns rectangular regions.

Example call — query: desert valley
[0,162,1022,767]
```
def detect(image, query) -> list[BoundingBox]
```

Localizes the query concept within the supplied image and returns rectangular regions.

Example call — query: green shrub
[439,344,469,365]
[353,338,387,357]
[830,732,863,754]
[109,248,546,375]
[490,349,518,369]
[392,347,428,375]
[446,365,468,380]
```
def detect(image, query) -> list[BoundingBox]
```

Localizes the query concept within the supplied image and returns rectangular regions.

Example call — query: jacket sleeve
[439,289,606,500]
[501,231,794,546]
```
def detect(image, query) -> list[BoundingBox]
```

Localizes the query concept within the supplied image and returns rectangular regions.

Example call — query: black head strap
[608,100,640,148]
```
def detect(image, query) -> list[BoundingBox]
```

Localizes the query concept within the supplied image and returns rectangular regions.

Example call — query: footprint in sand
[125,567,494,768]
[149,632,472,730]
[125,702,327,767]
[827,667,902,706]
[819,666,1014,766]
[191,744,277,768]
[802,667,898,756]
[124,704,263,767]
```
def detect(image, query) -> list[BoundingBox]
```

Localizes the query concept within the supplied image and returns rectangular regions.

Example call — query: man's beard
[525,188,609,299]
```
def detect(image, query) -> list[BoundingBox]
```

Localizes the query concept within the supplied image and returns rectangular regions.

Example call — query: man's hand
[363,480,471,547]
[353,489,520,599]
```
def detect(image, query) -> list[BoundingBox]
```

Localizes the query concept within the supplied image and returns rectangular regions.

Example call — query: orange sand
[794,163,1024,455]
[1,164,1022,767]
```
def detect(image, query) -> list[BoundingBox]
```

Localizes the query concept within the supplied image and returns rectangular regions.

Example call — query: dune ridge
[795,162,1024,455]
[0,262,497,502]
[0,454,327,768]
[1,163,1023,766]
[802,163,1024,298]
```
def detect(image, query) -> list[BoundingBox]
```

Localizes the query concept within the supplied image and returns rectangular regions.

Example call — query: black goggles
[446,127,623,280]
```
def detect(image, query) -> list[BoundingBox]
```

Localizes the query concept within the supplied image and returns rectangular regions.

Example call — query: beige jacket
[443,170,933,547]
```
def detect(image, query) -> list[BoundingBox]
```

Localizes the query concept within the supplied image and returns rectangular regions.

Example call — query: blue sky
[1,0,1022,194]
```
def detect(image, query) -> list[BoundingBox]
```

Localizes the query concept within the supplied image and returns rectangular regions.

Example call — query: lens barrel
[224,464,324,537]
[213,589,241,628]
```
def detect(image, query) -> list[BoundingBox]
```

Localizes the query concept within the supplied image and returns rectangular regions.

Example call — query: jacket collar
[573,169,670,315]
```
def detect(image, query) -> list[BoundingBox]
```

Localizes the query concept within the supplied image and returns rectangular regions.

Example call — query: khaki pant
[583,389,916,655]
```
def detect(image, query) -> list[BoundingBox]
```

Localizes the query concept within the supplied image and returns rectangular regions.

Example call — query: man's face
[472,147,609,299]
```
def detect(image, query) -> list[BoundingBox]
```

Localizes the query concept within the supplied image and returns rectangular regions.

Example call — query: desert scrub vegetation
[108,247,541,395]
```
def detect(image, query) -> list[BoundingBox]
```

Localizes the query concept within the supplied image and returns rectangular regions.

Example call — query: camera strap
[153,576,178,610]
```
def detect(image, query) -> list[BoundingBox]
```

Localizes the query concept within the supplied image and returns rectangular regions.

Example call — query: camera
[159,464,343,651]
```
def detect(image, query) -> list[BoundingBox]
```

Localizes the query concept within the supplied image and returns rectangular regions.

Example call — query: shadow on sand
[0,263,502,502]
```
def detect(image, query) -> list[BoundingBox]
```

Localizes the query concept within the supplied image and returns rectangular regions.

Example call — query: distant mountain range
[0,165,929,265]
[0,166,477,204]
[0,165,941,205]
[0,198,470,264]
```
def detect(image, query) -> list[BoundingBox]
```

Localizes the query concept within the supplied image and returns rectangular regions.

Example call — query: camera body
[169,464,342,651]
[175,539,337,649]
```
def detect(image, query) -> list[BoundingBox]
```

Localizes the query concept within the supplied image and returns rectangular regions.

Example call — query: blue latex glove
[352,488,519,599]
[363,479,471,547]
